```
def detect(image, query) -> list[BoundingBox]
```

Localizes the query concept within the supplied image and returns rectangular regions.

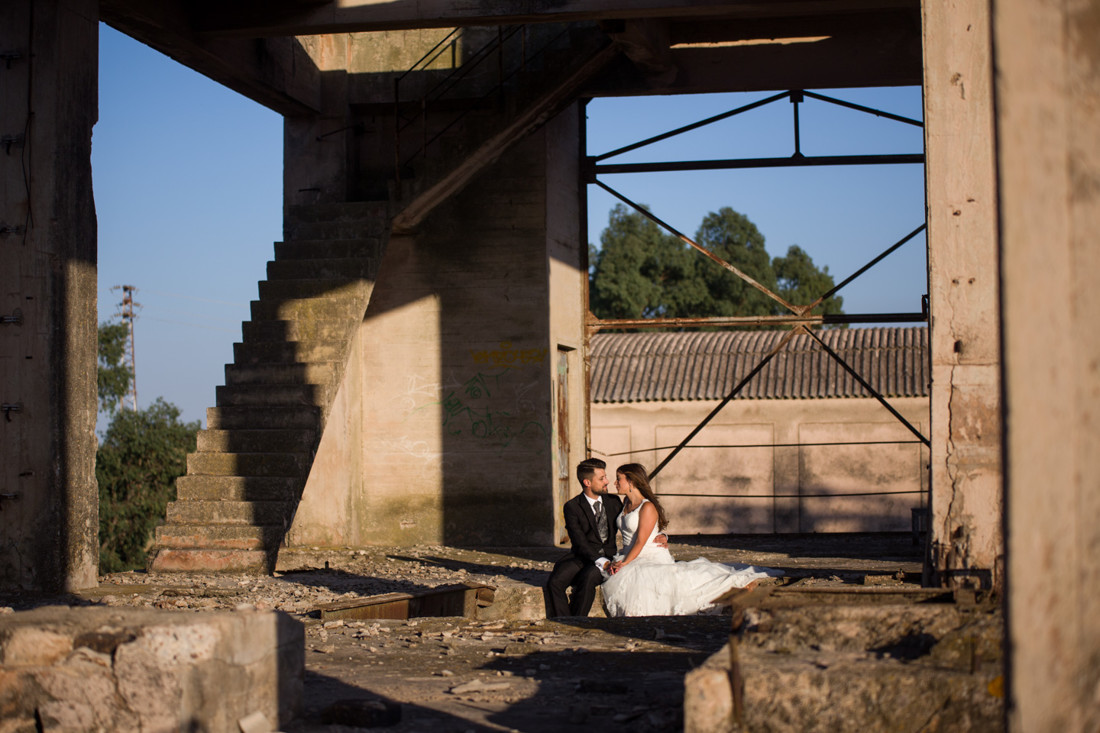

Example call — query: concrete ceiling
[99,0,921,114]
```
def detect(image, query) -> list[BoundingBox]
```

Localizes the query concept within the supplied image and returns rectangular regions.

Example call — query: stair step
[267,257,378,281]
[233,340,345,365]
[215,383,328,408]
[257,278,372,301]
[150,548,273,573]
[154,523,284,551]
[250,297,365,322]
[241,319,354,345]
[207,405,320,430]
[166,500,288,525]
[196,429,316,454]
[274,238,383,261]
[224,361,339,388]
[176,475,302,502]
[186,451,310,477]
[285,202,390,240]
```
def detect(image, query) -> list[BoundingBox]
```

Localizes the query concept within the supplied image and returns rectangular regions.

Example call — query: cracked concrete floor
[1,533,924,732]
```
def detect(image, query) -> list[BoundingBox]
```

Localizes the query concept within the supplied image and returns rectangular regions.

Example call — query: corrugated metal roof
[590,327,929,402]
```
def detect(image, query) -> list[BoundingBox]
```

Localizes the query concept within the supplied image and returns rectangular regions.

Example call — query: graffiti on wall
[437,369,547,450]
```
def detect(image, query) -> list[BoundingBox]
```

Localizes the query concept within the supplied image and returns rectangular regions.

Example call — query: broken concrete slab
[684,590,1004,732]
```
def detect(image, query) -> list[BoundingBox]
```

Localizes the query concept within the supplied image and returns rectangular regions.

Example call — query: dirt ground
[1,533,926,732]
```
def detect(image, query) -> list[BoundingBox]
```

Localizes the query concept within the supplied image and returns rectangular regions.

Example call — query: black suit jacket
[562,493,623,564]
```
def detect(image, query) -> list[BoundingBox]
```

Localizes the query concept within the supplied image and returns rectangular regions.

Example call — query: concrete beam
[191,0,920,36]
[585,9,921,95]
[100,0,322,116]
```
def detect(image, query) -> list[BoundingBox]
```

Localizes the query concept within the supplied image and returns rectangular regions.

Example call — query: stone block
[684,599,1004,731]
[0,627,72,666]
[0,607,303,732]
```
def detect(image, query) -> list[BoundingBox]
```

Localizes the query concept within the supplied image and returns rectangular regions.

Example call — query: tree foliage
[98,320,132,413]
[97,398,199,572]
[96,320,198,572]
[589,204,844,325]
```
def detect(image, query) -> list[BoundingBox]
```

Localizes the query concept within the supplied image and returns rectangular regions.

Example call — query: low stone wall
[0,606,303,732]
[684,594,1004,732]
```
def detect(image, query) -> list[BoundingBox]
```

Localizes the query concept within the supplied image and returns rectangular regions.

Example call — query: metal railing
[392,24,574,191]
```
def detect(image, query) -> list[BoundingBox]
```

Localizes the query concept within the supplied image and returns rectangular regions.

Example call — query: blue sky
[94,24,926,429]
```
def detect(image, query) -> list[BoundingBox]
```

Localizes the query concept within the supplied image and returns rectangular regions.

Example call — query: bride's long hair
[617,463,669,531]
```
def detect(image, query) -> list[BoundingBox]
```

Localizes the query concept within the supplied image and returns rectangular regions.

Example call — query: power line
[141,289,244,307]
[142,316,237,334]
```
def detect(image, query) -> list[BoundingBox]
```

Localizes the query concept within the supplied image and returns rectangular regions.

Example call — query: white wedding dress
[600,500,782,617]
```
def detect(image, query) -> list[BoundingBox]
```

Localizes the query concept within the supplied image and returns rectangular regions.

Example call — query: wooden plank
[317,584,495,620]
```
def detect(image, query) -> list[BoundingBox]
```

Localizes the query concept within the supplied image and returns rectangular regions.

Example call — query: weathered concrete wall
[0,0,98,591]
[0,607,303,731]
[288,108,585,547]
[592,397,929,534]
[994,0,1100,729]
[922,0,1003,590]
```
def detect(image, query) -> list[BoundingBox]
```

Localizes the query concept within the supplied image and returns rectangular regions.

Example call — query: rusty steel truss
[582,89,930,500]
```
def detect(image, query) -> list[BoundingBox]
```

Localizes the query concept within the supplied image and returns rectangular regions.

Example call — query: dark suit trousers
[545,555,604,617]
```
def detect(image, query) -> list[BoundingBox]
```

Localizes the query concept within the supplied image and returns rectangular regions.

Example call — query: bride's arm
[614,503,658,570]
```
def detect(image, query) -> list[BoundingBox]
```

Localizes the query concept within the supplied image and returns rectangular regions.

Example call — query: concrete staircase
[150,203,389,573]
[148,29,619,574]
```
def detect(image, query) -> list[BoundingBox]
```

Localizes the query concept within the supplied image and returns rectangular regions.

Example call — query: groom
[544,458,620,617]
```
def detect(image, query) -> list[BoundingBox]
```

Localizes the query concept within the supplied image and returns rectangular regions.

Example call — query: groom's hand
[655,533,669,548]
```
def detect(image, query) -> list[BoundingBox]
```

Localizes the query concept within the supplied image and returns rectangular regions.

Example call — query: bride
[600,463,782,617]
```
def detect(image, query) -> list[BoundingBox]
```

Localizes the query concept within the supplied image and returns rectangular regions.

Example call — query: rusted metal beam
[648,327,802,480]
[804,328,930,447]
[594,180,803,315]
[586,310,925,331]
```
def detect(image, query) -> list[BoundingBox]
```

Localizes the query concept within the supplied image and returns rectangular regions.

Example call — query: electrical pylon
[111,284,140,411]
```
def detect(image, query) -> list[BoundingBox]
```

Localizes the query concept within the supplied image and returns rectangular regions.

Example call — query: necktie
[594,500,608,543]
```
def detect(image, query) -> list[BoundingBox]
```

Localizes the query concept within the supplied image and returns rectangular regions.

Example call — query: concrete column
[0,0,99,591]
[921,0,1003,590]
[994,0,1100,729]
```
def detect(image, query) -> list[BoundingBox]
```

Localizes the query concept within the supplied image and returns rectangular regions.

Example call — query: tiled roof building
[589,327,930,535]
[590,327,928,402]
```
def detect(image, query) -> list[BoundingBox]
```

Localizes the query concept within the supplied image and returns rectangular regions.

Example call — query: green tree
[692,207,777,318]
[774,244,844,317]
[96,319,198,572]
[589,205,844,324]
[96,398,199,572]
[98,320,132,413]
[589,204,696,320]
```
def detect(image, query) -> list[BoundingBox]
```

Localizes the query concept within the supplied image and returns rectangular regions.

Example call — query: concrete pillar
[0,0,99,591]
[994,0,1100,729]
[921,0,1003,590]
